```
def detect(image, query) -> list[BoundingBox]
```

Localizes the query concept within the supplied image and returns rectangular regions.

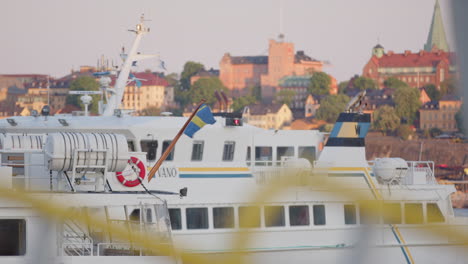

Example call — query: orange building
[363,46,455,89]
[219,39,324,99]
[219,54,268,94]
[362,1,455,90]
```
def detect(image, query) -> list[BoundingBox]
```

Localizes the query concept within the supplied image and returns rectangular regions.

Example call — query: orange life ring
[116,156,146,187]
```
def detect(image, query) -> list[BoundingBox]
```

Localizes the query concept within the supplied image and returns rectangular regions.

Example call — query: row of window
[136,139,316,165]
[169,205,327,230]
[168,203,444,231]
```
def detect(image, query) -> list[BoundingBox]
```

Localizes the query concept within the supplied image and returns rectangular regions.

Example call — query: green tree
[180,61,204,90]
[396,124,414,140]
[140,106,161,116]
[384,77,409,89]
[430,127,443,137]
[65,76,100,114]
[165,72,179,87]
[276,90,296,106]
[372,105,400,135]
[309,72,331,95]
[190,77,227,106]
[166,72,192,109]
[423,84,441,101]
[352,76,378,90]
[316,94,350,122]
[248,85,262,101]
[394,86,421,124]
[231,96,256,113]
[440,77,458,96]
[338,81,349,94]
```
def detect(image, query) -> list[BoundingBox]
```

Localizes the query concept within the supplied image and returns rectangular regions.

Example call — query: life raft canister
[116,156,146,187]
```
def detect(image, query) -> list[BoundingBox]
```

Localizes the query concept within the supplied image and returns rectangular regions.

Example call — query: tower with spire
[424,0,449,52]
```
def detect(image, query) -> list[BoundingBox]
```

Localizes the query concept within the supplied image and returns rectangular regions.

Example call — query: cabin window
[127,140,135,152]
[141,140,158,161]
[298,146,316,164]
[169,208,182,230]
[0,219,26,256]
[277,146,294,164]
[383,203,401,224]
[162,140,175,161]
[404,203,423,224]
[222,141,236,161]
[427,203,445,223]
[289,205,309,226]
[191,141,204,161]
[246,146,251,165]
[313,205,326,225]
[255,146,272,166]
[239,206,261,228]
[213,207,234,229]
[264,206,285,227]
[344,204,357,225]
[359,202,380,224]
[186,208,208,229]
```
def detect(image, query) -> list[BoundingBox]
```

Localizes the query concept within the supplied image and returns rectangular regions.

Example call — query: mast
[102,15,157,116]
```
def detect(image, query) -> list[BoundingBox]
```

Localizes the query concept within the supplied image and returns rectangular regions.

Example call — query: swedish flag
[183,104,216,138]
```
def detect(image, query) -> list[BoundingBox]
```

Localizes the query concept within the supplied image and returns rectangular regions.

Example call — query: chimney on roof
[387,51,394,55]
[404,50,411,56]
[419,50,425,56]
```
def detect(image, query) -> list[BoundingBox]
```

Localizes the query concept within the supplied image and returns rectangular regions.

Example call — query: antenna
[278,0,285,41]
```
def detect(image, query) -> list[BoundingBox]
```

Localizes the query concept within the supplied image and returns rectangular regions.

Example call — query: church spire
[424,0,449,52]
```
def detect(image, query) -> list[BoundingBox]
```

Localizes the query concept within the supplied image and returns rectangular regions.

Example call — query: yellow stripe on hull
[179,167,250,172]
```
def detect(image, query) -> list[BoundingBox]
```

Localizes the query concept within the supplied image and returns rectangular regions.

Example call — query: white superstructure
[2,17,468,264]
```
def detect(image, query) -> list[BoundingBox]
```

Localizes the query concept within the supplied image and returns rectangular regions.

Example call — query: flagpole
[147,99,206,182]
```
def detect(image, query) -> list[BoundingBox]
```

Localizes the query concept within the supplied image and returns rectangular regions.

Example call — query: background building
[242,103,293,129]
[362,0,455,89]
[419,95,462,132]
[118,72,172,114]
[219,38,328,99]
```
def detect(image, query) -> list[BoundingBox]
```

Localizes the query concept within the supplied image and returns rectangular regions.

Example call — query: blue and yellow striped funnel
[326,113,371,147]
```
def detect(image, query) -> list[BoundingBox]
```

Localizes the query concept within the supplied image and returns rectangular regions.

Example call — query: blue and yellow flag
[183,104,216,138]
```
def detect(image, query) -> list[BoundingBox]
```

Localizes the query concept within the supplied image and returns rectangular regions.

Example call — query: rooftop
[374,49,455,68]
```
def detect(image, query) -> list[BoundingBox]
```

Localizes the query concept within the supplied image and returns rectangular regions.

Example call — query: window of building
[427,203,445,223]
[289,205,310,226]
[299,146,316,164]
[277,146,294,163]
[344,204,357,225]
[0,219,26,256]
[264,206,285,227]
[141,140,158,161]
[383,203,401,224]
[162,140,175,161]
[191,141,204,161]
[222,141,236,161]
[239,206,261,228]
[168,208,182,230]
[186,208,209,229]
[313,205,326,225]
[213,207,235,229]
[255,146,272,166]
[404,203,423,224]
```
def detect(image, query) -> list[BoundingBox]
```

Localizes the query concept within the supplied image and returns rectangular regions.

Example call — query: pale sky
[0,0,455,82]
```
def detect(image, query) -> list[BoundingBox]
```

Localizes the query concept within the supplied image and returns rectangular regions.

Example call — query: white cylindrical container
[44,132,129,172]
[0,133,44,150]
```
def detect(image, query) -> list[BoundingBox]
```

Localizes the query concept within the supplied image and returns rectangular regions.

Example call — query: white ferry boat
[0,132,177,264]
[2,17,468,264]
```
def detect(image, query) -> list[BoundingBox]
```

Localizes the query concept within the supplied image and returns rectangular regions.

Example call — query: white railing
[62,242,93,256]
